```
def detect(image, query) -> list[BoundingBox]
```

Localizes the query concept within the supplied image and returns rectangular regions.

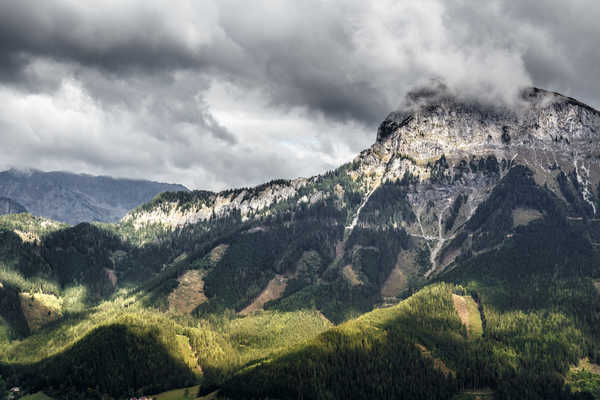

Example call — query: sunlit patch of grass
[152,385,200,400]
[0,213,67,238]
[21,392,54,400]
[0,263,60,295]
[225,310,332,353]
[19,292,63,332]
[61,285,89,313]
[567,358,600,399]
[452,293,483,338]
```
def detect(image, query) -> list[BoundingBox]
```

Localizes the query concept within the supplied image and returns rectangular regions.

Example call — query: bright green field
[21,392,54,400]
[153,385,200,400]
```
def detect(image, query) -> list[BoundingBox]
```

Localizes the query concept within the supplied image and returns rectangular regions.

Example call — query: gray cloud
[0,0,598,190]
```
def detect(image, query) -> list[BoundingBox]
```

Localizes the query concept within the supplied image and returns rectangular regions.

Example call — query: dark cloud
[0,0,598,190]
[0,2,207,75]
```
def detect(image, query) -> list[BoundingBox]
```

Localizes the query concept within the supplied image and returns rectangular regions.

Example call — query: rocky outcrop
[123,178,309,229]
[357,88,600,185]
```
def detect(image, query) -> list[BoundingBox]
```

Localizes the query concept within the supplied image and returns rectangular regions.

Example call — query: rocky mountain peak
[346,88,600,276]
[372,87,600,166]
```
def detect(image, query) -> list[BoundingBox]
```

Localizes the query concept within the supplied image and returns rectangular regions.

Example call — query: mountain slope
[0,197,27,215]
[0,169,188,224]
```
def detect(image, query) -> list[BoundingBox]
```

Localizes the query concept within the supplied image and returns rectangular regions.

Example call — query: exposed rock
[124,178,308,230]
[349,87,600,276]
[239,274,288,315]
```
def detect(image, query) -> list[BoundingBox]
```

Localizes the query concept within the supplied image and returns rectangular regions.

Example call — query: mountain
[0,197,27,215]
[0,169,188,224]
[119,87,600,318]
[1,87,600,399]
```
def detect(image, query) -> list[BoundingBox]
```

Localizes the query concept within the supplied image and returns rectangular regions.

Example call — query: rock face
[368,87,600,178]
[123,178,309,229]
[0,197,27,215]
[0,169,188,224]
[342,88,600,274]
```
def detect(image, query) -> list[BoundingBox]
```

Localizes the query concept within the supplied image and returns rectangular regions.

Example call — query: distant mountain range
[0,169,188,224]
[0,197,27,214]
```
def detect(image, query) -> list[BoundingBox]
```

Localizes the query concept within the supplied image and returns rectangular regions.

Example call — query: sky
[0,0,598,191]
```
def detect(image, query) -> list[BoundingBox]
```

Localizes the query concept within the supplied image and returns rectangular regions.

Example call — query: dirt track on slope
[239,275,287,315]
[168,270,208,314]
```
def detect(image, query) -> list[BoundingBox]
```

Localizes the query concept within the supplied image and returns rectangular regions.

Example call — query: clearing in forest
[168,270,207,314]
[380,267,406,297]
[342,264,362,286]
[381,251,418,297]
[512,207,543,227]
[452,294,483,338]
[239,274,287,315]
[209,244,229,265]
[415,343,455,378]
[19,292,62,332]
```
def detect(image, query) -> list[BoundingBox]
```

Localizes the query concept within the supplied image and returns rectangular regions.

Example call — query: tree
[0,375,6,400]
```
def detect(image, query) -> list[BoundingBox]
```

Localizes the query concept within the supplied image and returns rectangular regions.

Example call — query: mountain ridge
[0,197,27,215]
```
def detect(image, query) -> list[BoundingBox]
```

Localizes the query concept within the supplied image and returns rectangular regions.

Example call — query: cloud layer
[0,0,598,190]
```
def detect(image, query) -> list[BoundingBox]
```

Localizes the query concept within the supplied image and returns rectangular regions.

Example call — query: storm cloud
[0,0,598,190]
